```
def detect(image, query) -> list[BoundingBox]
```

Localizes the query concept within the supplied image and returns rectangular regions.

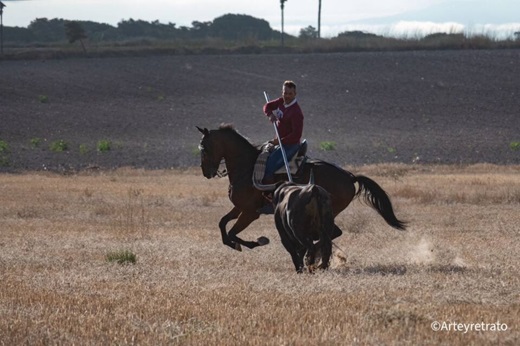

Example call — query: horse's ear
[196,126,209,135]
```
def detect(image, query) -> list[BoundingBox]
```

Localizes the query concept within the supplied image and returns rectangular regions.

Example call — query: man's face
[282,86,296,104]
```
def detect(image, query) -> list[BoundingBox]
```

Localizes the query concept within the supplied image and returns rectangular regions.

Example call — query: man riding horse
[196,77,406,252]
[259,80,304,213]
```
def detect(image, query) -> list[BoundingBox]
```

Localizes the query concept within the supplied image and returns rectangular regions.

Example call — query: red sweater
[263,97,304,146]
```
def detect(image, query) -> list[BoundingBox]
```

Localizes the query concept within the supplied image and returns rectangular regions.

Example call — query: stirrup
[262,191,273,202]
[257,202,274,215]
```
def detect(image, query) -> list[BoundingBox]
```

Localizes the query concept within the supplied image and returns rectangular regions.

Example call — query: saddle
[274,139,307,175]
[253,139,308,191]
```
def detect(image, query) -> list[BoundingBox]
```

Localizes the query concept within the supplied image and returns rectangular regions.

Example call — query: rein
[216,159,228,178]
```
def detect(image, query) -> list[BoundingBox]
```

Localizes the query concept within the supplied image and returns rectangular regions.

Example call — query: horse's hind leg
[219,207,242,251]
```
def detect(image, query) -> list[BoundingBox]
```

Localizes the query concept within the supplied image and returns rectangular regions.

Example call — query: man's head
[282,80,297,105]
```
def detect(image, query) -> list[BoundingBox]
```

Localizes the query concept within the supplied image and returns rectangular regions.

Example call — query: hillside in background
[2,13,287,44]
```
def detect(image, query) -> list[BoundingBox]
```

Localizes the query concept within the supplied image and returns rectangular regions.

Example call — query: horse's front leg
[219,207,242,251]
[228,211,270,249]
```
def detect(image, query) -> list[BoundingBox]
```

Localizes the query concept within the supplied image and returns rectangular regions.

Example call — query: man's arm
[263,97,283,115]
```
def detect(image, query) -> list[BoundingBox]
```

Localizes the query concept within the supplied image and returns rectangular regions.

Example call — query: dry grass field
[0,164,519,345]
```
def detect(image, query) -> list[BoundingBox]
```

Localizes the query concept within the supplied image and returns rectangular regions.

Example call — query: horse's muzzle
[202,168,217,179]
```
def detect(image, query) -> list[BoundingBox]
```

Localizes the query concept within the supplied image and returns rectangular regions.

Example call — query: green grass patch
[49,140,69,152]
[79,144,90,154]
[0,140,10,167]
[105,250,137,265]
[319,141,336,151]
[30,137,43,148]
[97,140,111,152]
[143,86,165,101]
[0,140,9,153]
[510,141,520,151]
[38,95,49,103]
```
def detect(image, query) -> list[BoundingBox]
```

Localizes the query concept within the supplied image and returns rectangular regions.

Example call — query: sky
[2,0,519,38]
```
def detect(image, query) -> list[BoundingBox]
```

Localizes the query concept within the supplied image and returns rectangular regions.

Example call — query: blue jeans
[264,144,300,179]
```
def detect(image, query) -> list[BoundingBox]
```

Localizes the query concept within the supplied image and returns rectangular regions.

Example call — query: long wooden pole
[263,91,293,182]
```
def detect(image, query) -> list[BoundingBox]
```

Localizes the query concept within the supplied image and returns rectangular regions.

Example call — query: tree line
[4,12,518,54]
[4,14,291,44]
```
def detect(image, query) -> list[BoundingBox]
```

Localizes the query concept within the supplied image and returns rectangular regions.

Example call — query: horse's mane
[218,123,235,131]
[218,123,258,150]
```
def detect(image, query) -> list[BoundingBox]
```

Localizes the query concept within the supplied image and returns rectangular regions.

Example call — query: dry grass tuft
[0,165,519,344]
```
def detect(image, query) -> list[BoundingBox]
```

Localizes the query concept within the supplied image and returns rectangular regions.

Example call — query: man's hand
[268,109,283,122]
[268,138,280,146]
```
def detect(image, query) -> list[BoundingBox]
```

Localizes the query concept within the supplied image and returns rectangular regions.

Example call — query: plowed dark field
[1,49,519,172]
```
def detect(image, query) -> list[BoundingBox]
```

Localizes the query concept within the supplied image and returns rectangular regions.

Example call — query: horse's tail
[353,175,407,231]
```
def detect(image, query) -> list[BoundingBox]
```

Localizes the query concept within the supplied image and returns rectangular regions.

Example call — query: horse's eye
[198,145,207,155]
[198,145,210,158]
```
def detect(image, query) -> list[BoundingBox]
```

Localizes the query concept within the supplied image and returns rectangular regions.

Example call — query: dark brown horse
[197,124,406,251]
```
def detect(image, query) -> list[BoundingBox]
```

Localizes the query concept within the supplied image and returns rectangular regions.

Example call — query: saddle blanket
[252,146,302,191]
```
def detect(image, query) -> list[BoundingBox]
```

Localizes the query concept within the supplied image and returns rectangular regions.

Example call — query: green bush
[106,250,137,265]
[38,95,49,103]
[0,140,10,167]
[319,141,336,151]
[510,141,520,151]
[97,140,111,152]
[0,140,9,153]
[79,144,89,154]
[50,140,69,152]
[30,138,42,148]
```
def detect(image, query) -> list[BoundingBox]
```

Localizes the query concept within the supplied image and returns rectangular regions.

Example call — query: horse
[272,181,334,273]
[196,124,406,251]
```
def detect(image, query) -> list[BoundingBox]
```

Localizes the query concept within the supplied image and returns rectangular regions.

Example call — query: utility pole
[280,0,287,48]
[0,1,5,55]
[318,0,322,38]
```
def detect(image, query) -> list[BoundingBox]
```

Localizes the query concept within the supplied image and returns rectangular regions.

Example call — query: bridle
[199,144,228,178]
[216,159,228,178]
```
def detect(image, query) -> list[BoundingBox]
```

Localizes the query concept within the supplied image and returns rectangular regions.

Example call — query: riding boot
[257,195,274,215]
[261,176,275,186]
[256,176,274,214]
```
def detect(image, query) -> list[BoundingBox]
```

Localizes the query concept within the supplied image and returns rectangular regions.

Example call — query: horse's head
[197,126,224,179]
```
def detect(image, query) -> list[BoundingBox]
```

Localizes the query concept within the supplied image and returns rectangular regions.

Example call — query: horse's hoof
[257,236,270,246]
[234,243,242,252]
